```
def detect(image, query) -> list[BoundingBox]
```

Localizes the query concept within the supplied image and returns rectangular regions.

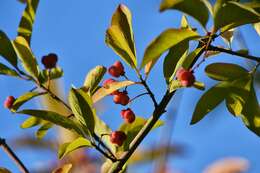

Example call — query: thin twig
[139,76,158,107]
[208,45,260,62]
[0,138,29,173]
[129,92,149,104]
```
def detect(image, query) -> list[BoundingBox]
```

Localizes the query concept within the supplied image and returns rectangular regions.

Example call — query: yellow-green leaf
[0,31,18,67]
[214,1,260,32]
[141,28,200,69]
[38,67,64,84]
[18,0,39,44]
[58,137,92,159]
[12,36,40,79]
[205,63,248,81]
[0,63,19,77]
[160,0,211,27]
[83,65,106,95]
[35,122,53,139]
[92,80,137,103]
[106,4,137,69]
[0,167,11,173]
[20,116,42,129]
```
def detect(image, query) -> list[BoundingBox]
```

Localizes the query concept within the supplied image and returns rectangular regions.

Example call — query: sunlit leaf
[68,88,95,133]
[58,137,92,159]
[0,31,18,67]
[118,116,164,151]
[141,28,200,69]
[169,80,183,93]
[11,91,46,112]
[191,82,228,124]
[214,1,260,32]
[160,0,211,27]
[106,4,137,69]
[12,36,39,79]
[92,80,137,103]
[18,0,39,44]
[52,164,72,173]
[0,63,19,77]
[0,167,11,173]
[193,81,205,91]
[83,65,106,95]
[36,122,53,139]
[205,63,248,81]
[17,109,82,135]
[20,116,42,129]
[221,29,235,47]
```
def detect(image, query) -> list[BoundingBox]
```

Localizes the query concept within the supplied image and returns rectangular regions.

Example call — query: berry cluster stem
[140,77,158,107]
[0,138,29,173]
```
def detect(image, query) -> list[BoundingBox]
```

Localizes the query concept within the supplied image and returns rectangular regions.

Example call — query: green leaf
[0,31,18,67]
[193,81,206,91]
[83,65,106,95]
[160,0,211,27]
[38,67,64,83]
[36,122,53,139]
[12,36,40,79]
[92,80,137,103]
[0,167,11,173]
[163,41,189,82]
[17,109,82,135]
[225,74,252,116]
[205,63,248,81]
[11,91,46,112]
[18,0,39,44]
[221,29,235,47]
[169,80,183,93]
[106,4,137,69]
[214,1,260,32]
[52,164,72,173]
[118,116,164,151]
[58,137,92,159]
[0,63,19,77]
[68,88,95,133]
[20,116,42,129]
[191,82,228,124]
[240,82,260,136]
[253,22,260,36]
[141,28,200,69]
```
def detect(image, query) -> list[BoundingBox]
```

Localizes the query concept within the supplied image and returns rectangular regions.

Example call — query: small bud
[4,96,15,109]
[113,91,129,106]
[110,131,127,146]
[121,108,135,123]
[41,53,58,69]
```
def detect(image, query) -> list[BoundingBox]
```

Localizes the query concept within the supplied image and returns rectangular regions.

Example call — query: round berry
[176,68,195,87]
[113,91,129,106]
[41,53,58,69]
[110,131,127,146]
[108,66,121,78]
[113,61,125,76]
[4,96,15,109]
[121,108,135,123]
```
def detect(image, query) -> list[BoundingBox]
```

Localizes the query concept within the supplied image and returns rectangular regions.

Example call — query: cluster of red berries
[176,68,195,87]
[4,96,15,109]
[103,61,137,146]
[41,53,58,69]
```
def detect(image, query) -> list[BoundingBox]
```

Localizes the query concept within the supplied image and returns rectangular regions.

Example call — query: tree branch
[140,77,158,107]
[208,45,260,62]
[0,138,29,173]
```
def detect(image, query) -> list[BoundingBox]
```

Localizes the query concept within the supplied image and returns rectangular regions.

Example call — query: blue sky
[1,0,260,172]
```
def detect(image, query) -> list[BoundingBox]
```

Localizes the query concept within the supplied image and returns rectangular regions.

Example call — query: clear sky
[1,0,260,173]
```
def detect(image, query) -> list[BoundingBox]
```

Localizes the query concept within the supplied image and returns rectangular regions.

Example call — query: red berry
[176,68,195,87]
[41,53,58,69]
[108,61,125,78]
[4,96,15,109]
[110,131,127,146]
[121,108,135,123]
[113,91,129,106]
[113,61,125,75]
[102,79,120,95]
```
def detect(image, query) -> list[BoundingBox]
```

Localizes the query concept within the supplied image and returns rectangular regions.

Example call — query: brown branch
[0,138,29,173]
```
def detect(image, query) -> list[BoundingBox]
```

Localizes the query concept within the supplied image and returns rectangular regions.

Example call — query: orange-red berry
[4,96,15,109]
[110,131,127,146]
[102,78,120,95]
[108,61,125,78]
[41,53,58,69]
[176,68,195,87]
[121,108,135,123]
[113,91,129,106]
